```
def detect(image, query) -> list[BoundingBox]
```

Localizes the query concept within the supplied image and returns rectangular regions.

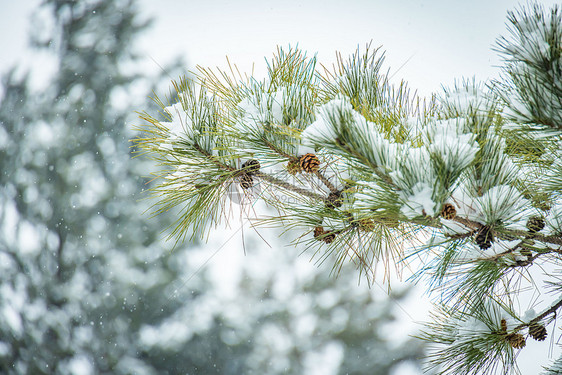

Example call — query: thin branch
[261,137,339,193]
[192,142,236,172]
[336,139,396,187]
[313,170,339,193]
[254,171,325,201]
[513,297,562,333]
[193,140,328,202]
[442,215,562,248]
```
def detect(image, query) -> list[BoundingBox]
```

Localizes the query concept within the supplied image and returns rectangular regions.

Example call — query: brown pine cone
[475,225,494,250]
[323,231,336,244]
[500,319,507,333]
[506,333,526,349]
[239,173,253,190]
[526,216,545,234]
[241,159,261,175]
[440,203,457,220]
[326,191,343,209]
[313,226,325,239]
[299,153,320,173]
[528,322,547,341]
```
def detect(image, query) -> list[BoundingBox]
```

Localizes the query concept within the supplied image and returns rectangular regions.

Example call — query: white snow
[474,185,532,226]
[520,29,551,59]
[31,120,55,147]
[453,316,491,346]
[400,182,436,219]
[523,308,537,321]
[17,220,41,255]
[0,126,10,150]
[545,202,562,235]
[441,82,490,116]
[139,320,191,350]
[0,341,9,357]
[302,341,344,375]
[426,118,479,172]
[302,96,405,177]
[65,355,94,375]
[504,92,533,122]
[388,146,431,189]
[237,89,284,133]
[161,102,198,140]
[301,95,354,145]
[1,305,23,337]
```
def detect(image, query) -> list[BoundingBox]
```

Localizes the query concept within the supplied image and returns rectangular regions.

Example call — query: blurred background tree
[0,0,424,374]
[138,239,425,375]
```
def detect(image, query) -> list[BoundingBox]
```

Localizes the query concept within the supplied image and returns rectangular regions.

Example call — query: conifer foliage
[138,3,562,374]
[0,1,184,373]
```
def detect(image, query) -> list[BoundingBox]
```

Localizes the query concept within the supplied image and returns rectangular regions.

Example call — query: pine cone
[475,225,494,250]
[239,173,253,190]
[286,158,302,175]
[440,203,457,220]
[313,226,325,239]
[358,218,376,232]
[313,226,335,243]
[299,153,320,173]
[500,319,507,333]
[520,247,532,257]
[326,191,343,209]
[506,333,526,349]
[241,159,260,175]
[526,216,545,234]
[323,231,336,244]
[528,322,547,341]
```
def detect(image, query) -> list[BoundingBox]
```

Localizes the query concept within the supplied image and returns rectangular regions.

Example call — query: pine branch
[192,142,236,172]
[261,136,340,193]
[137,12,562,372]
[435,215,562,248]
[513,297,562,332]
[313,169,339,193]
[253,171,325,201]
[335,138,396,187]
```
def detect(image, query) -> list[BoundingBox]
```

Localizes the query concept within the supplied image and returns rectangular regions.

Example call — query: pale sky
[2,0,560,97]
[136,0,560,97]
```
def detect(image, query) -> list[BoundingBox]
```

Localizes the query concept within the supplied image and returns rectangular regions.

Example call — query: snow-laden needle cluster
[136,3,562,374]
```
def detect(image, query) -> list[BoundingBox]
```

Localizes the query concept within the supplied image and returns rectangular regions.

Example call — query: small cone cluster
[313,226,336,244]
[299,153,320,173]
[500,319,526,349]
[440,203,457,220]
[475,225,494,249]
[526,216,545,234]
[326,191,343,209]
[528,322,547,341]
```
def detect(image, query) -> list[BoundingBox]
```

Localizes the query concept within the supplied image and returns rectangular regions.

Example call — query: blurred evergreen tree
[0,0,185,373]
[138,240,425,375]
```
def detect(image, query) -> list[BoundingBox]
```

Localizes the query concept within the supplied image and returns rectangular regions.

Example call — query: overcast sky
[136,0,560,98]
[1,0,559,97]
